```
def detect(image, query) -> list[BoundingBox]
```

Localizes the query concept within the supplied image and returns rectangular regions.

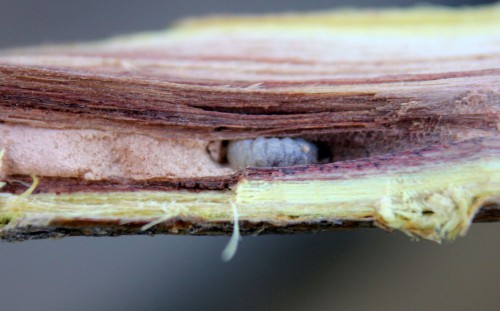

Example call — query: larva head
[227,137,318,169]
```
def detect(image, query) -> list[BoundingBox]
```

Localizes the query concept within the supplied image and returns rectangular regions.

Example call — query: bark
[0,5,499,241]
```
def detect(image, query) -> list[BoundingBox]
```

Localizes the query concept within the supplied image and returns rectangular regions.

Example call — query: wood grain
[0,5,498,241]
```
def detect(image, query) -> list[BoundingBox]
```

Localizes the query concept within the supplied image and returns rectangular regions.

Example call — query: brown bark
[0,5,499,241]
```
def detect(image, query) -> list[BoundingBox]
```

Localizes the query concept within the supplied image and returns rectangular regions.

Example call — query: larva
[227,137,318,169]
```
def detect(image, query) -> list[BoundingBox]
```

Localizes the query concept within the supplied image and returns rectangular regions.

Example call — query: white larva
[227,137,318,169]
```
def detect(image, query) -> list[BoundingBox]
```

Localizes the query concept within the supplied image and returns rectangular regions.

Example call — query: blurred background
[0,1,499,310]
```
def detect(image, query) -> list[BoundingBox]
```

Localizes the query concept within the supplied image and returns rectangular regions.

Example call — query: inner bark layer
[0,123,232,180]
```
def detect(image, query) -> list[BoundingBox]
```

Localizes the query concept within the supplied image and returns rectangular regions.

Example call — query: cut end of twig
[0,5,498,242]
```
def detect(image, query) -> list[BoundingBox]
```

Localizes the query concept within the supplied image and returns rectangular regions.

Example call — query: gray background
[0,1,499,310]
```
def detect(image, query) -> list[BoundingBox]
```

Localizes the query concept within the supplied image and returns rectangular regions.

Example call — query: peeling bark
[0,5,499,241]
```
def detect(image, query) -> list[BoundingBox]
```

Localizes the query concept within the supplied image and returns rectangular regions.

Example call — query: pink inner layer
[0,124,232,181]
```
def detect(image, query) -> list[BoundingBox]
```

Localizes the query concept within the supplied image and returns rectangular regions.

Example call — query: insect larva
[227,137,318,169]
